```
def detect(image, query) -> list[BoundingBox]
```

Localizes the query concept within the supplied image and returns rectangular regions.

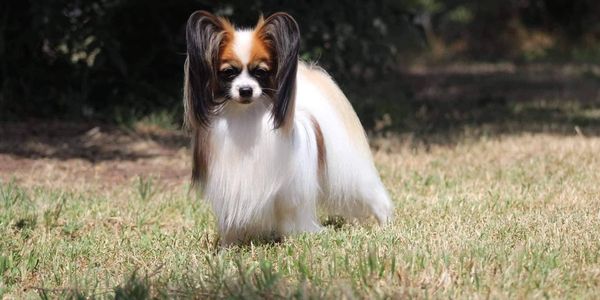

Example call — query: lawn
[2,63,600,298]
[2,131,599,298]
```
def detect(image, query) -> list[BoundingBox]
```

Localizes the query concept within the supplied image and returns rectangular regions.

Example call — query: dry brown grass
[1,124,600,298]
[1,62,600,298]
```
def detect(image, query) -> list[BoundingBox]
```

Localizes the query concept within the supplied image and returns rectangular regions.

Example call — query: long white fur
[204,29,393,244]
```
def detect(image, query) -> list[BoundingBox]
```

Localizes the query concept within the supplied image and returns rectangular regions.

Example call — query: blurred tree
[0,0,429,122]
[433,0,600,60]
[0,0,598,123]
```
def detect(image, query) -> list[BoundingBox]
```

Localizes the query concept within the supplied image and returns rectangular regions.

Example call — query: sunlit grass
[1,132,600,298]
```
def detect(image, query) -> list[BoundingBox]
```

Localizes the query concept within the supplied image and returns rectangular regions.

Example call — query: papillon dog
[183,11,393,245]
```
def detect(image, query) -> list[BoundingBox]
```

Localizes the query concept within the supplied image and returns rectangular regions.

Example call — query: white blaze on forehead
[233,30,254,65]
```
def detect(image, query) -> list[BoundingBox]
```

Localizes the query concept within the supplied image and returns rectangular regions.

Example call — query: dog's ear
[184,11,231,129]
[256,13,300,130]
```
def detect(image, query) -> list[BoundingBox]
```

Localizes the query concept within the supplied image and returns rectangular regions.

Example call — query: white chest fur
[204,101,322,243]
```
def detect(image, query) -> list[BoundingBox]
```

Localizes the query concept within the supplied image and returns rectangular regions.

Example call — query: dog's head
[184,11,300,130]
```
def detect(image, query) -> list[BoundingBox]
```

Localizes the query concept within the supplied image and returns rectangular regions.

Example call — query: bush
[1,0,598,123]
[0,0,426,122]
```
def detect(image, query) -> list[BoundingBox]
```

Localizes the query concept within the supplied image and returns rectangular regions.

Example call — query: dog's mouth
[235,97,253,105]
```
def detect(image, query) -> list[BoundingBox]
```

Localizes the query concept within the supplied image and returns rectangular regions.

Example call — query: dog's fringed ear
[184,11,230,129]
[257,13,300,130]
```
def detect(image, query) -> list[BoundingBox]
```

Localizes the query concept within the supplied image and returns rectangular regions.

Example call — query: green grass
[1,134,600,298]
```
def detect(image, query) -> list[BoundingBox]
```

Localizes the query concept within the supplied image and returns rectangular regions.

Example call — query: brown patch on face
[310,115,327,176]
[250,34,272,65]
[217,19,272,71]
[219,60,242,71]
[217,19,242,67]
[219,45,242,68]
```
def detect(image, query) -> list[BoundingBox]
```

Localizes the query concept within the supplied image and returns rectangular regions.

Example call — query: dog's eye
[220,67,239,80]
[252,68,269,79]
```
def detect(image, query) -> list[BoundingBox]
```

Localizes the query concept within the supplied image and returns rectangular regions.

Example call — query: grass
[1,129,600,299]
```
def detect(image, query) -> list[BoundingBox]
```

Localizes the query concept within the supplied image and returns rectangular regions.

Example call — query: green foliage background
[1,0,599,123]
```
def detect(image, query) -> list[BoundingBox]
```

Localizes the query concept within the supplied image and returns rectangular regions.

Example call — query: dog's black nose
[239,87,253,98]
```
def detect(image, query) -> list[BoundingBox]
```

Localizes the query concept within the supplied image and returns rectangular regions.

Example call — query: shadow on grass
[2,63,600,162]
[0,121,188,162]
[351,62,600,145]
[34,271,155,300]
[33,260,313,299]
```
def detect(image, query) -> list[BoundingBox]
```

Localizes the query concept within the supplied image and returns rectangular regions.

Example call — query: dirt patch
[0,122,191,188]
[3,63,599,187]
